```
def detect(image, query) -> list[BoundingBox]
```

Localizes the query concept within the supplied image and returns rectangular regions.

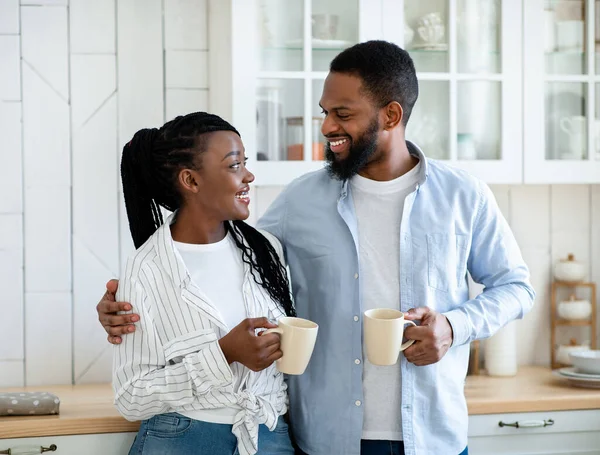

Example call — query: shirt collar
[338,140,428,200]
[154,211,189,288]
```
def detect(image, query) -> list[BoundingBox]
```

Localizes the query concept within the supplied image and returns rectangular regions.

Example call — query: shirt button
[353,316,359,322]
[354,359,361,365]
[354,273,359,279]
[355,400,362,407]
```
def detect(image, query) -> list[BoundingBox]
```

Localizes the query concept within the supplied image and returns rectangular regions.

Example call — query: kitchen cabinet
[211,0,600,185]
[0,433,136,455]
[468,409,600,454]
[210,0,524,185]
[524,0,600,183]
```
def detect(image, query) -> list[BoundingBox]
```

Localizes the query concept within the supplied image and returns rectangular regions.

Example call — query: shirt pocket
[163,329,217,365]
[426,233,469,292]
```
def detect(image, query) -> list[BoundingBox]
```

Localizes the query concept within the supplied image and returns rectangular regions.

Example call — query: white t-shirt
[174,232,247,423]
[350,163,420,441]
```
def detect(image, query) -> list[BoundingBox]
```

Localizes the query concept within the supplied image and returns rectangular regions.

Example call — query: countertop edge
[0,417,140,439]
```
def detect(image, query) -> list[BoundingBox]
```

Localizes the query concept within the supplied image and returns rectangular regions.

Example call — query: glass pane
[545,0,586,75]
[545,82,587,160]
[596,84,600,160]
[258,0,303,71]
[311,79,326,160]
[256,79,304,162]
[406,81,450,159]
[596,1,600,74]
[457,82,501,160]
[405,1,449,72]
[312,0,359,71]
[457,0,501,73]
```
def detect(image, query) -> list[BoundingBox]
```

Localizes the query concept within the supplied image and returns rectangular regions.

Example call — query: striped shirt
[112,214,288,455]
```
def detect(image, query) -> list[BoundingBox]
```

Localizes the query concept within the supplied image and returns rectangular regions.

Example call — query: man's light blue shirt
[257,142,535,455]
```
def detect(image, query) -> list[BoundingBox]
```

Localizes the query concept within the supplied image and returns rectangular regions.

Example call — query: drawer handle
[498,419,554,428]
[0,444,57,454]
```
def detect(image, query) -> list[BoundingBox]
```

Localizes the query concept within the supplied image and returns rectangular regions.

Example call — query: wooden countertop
[465,365,600,415]
[0,384,139,439]
[0,366,599,439]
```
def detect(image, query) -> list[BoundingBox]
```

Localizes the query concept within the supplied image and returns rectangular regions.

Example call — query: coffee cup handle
[399,320,417,351]
[262,327,283,336]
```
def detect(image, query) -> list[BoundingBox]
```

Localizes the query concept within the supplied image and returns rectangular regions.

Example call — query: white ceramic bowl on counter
[557,342,590,365]
[569,350,600,375]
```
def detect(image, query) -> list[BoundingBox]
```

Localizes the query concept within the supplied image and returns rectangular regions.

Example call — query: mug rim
[279,316,319,330]
[364,308,405,320]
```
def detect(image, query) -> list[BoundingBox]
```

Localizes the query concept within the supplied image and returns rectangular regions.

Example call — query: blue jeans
[359,440,469,455]
[129,412,294,455]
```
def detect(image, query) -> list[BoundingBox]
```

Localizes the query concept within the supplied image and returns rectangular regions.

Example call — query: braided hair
[121,112,295,317]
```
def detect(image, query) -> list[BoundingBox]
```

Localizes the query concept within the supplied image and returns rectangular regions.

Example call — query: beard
[325,116,380,180]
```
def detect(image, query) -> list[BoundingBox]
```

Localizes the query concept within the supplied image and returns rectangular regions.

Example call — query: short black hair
[330,40,418,126]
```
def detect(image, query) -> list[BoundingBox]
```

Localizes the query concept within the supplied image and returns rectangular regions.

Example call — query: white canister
[485,322,517,377]
[556,338,590,365]
[557,295,592,320]
[554,253,587,282]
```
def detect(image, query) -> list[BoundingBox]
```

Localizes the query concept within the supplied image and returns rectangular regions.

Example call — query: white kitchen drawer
[0,432,137,455]
[468,409,600,455]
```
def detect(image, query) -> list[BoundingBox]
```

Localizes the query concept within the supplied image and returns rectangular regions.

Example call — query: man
[98,41,535,455]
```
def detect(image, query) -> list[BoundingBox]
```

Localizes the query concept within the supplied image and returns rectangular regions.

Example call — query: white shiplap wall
[0,0,598,386]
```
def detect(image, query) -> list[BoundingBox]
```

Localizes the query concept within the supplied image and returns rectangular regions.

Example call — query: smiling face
[178,130,254,221]
[320,72,384,180]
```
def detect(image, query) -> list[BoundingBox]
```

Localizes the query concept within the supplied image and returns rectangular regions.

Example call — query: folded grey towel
[0,392,60,416]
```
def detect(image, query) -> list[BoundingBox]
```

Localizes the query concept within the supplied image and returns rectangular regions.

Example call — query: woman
[113,112,296,455]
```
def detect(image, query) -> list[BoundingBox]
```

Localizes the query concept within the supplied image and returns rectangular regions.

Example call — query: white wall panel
[165,50,208,89]
[0,0,19,34]
[24,186,71,292]
[21,6,69,101]
[0,36,21,101]
[164,0,208,50]
[165,88,208,120]
[25,292,72,386]
[69,0,115,54]
[0,101,23,213]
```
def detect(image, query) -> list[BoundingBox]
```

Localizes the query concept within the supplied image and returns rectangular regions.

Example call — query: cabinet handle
[0,444,57,454]
[498,419,554,428]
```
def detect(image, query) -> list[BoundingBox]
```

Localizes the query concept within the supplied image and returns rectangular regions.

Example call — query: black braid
[226,221,296,317]
[120,112,295,316]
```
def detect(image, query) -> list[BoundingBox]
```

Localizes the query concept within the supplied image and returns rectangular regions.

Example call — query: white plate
[553,369,600,388]
[284,39,353,49]
[557,367,600,380]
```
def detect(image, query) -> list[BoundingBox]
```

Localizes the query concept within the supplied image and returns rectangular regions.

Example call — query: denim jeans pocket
[146,413,192,438]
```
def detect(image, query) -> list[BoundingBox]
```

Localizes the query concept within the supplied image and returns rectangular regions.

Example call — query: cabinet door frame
[524,0,600,183]
[210,0,385,186]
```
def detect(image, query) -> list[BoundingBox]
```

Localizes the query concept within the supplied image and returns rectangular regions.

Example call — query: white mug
[364,309,417,366]
[559,115,586,159]
[263,317,318,375]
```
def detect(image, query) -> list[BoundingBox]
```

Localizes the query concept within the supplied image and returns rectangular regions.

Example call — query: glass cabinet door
[242,0,367,184]
[524,0,600,183]
[402,0,522,183]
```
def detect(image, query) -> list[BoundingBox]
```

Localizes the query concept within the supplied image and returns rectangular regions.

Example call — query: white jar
[554,253,586,282]
[556,339,590,365]
[557,295,592,320]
